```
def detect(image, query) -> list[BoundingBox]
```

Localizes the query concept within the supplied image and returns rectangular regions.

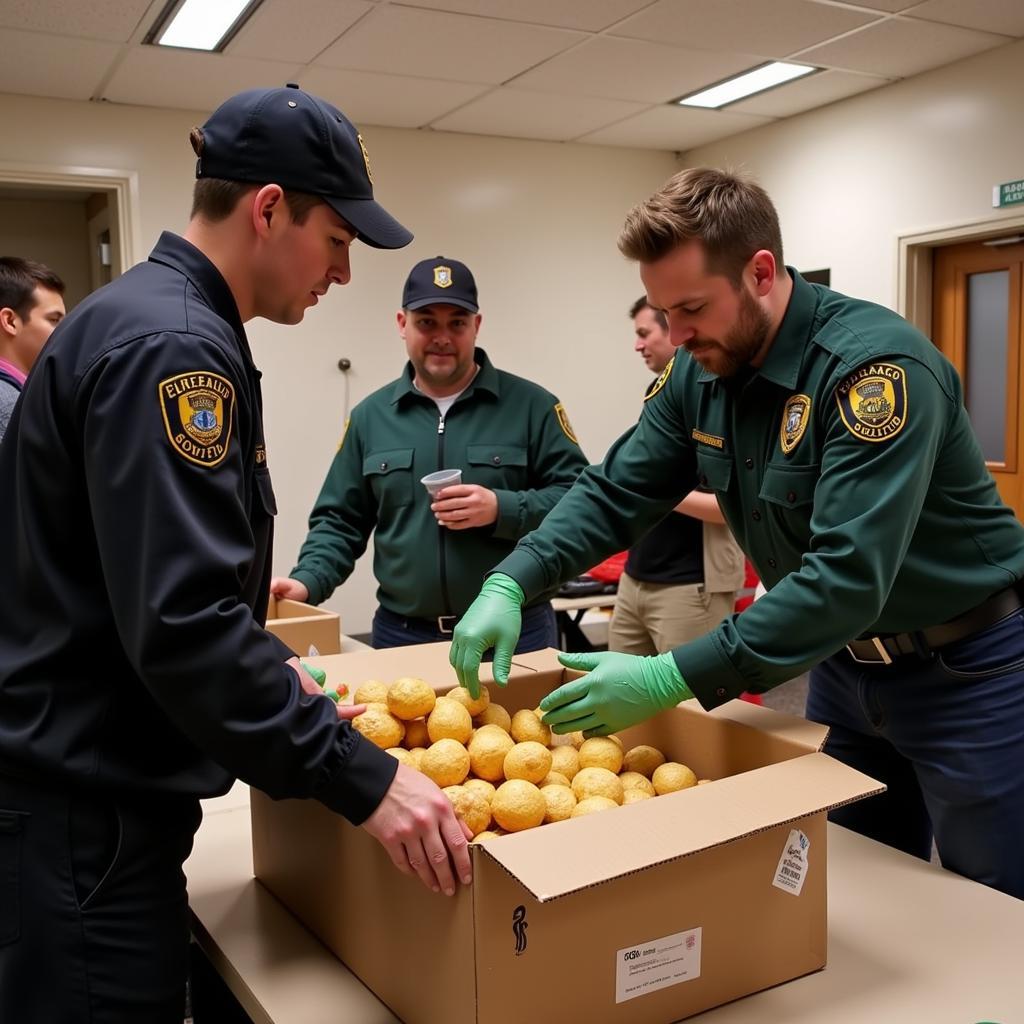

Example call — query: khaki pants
[608,572,736,656]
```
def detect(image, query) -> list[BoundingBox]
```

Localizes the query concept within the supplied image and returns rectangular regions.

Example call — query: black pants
[0,773,202,1023]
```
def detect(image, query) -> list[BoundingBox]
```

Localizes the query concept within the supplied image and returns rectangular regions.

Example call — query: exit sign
[993,179,1024,207]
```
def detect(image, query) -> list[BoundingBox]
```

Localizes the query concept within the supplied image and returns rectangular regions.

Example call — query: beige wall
[0,196,92,308]
[681,38,1024,309]
[0,91,675,633]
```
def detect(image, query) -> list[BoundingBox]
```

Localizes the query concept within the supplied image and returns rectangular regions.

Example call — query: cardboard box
[264,596,341,657]
[251,644,882,1024]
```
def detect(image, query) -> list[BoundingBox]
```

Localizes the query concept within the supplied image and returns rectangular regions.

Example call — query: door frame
[0,161,141,274]
[898,212,1024,336]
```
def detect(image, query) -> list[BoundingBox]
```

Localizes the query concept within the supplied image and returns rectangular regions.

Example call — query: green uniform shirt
[497,271,1024,708]
[292,348,588,619]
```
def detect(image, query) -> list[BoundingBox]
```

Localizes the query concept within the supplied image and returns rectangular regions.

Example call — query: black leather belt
[845,585,1023,665]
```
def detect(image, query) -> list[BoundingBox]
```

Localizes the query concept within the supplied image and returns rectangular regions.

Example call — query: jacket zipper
[437,412,453,617]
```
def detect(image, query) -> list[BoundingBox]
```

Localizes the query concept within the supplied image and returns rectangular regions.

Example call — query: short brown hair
[0,256,65,318]
[618,168,783,285]
[628,295,667,329]
[189,178,323,224]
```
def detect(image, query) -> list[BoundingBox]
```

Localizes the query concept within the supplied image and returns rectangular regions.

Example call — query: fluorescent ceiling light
[152,0,260,51]
[676,62,818,109]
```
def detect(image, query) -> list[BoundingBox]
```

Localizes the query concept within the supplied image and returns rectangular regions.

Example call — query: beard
[686,287,773,378]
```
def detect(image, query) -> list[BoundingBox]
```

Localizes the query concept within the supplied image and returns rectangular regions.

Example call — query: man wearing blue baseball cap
[0,85,472,1023]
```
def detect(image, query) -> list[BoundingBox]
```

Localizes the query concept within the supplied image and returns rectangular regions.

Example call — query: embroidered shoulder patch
[554,403,578,444]
[780,394,811,455]
[835,362,907,443]
[337,417,350,451]
[159,371,235,467]
[644,355,674,402]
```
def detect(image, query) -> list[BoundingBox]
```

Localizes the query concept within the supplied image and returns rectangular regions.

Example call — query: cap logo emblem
[780,393,811,455]
[433,265,453,289]
[357,132,374,183]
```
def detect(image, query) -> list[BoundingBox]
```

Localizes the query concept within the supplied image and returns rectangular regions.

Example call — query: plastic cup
[421,468,462,497]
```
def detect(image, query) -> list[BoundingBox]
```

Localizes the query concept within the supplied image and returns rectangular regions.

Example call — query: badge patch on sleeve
[644,356,674,402]
[835,363,907,443]
[780,394,811,455]
[159,371,235,467]
[554,403,578,444]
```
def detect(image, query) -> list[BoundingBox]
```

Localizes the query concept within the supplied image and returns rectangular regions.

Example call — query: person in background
[450,166,1024,901]
[0,256,65,440]
[608,296,743,656]
[0,85,472,1024]
[271,256,589,650]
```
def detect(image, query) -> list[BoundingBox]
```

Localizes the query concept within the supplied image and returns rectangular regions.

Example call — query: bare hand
[431,484,498,530]
[286,657,364,721]
[271,576,309,601]
[362,763,473,895]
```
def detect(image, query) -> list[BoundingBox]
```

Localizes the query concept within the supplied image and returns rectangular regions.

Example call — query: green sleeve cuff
[490,548,550,603]
[670,631,748,710]
[290,568,325,606]
[491,489,520,540]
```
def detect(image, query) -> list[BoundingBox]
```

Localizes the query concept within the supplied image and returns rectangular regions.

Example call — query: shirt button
[716,687,727,697]
[744,458,754,469]
[700,475,708,487]
[768,558,777,568]
[787,491,796,503]
[492,455,501,465]
[752,509,762,521]
[380,462,388,471]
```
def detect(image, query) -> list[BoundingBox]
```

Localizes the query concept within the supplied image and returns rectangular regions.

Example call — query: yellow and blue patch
[159,370,234,467]
[780,393,811,454]
[554,402,578,444]
[836,362,907,443]
[644,355,674,402]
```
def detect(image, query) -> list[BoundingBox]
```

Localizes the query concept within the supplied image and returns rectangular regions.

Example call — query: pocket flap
[466,444,527,468]
[759,464,819,507]
[695,450,733,492]
[363,448,415,476]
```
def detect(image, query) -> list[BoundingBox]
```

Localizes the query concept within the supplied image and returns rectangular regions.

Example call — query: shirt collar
[147,231,254,369]
[697,267,818,390]
[391,347,500,405]
[0,357,27,386]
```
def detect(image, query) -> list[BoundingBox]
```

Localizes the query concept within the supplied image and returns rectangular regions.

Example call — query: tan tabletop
[188,794,1024,1024]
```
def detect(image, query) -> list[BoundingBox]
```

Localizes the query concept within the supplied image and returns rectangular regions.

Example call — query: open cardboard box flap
[477,750,883,901]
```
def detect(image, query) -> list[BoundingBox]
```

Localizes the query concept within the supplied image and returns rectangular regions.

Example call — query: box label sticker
[773,828,810,895]
[615,928,702,1003]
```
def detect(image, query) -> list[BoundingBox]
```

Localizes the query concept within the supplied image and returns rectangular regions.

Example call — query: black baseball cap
[402,257,479,312]
[196,84,412,250]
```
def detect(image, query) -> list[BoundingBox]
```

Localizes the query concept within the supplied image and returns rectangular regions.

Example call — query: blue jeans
[372,602,558,654]
[807,608,1024,899]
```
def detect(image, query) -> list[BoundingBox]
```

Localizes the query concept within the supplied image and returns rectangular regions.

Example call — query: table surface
[188,783,1024,1024]
[551,593,617,612]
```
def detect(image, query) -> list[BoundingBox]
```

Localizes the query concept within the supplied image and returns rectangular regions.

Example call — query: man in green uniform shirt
[451,168,1024,900]
[272,256,588,648]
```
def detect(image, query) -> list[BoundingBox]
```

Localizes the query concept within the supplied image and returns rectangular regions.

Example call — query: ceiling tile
[798,17,1008,77]
[430,87,648,141]
[102,47,302,111]
[577,104,773,151]
[611,0,880,59]
[0,0,153,42]
[298,66,490,128]
[0,29,119,100]
[229,0,373,63]
[728,68,891,116]
[510,36,761,104]
[316,5,585,84]
[906,0,1024,37]
[391,0,653,32]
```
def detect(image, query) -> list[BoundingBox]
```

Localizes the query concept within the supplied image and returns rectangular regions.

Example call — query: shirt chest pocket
[466,444,528,487]
[364,448,415,510]
[758,464,819,510]
[695,449,734,494]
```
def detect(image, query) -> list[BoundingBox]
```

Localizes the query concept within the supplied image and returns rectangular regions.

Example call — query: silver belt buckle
[437,615,457,635]
[847,636,893,665]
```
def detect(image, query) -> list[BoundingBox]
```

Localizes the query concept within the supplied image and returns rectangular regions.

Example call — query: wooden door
[932,237,1024,519]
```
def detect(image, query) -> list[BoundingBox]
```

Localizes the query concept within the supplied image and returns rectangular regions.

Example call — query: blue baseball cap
[196,84,412,250]
[402,257,479,312]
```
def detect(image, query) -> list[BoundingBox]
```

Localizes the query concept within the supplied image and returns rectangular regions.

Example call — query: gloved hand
[301,662,327,689]
[539,651,694,736]
[449,573,524,698]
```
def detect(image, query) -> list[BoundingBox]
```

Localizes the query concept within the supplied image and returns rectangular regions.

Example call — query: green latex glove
[539,651,694,736]
[449,573,525,698]
[301,662,327,689]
